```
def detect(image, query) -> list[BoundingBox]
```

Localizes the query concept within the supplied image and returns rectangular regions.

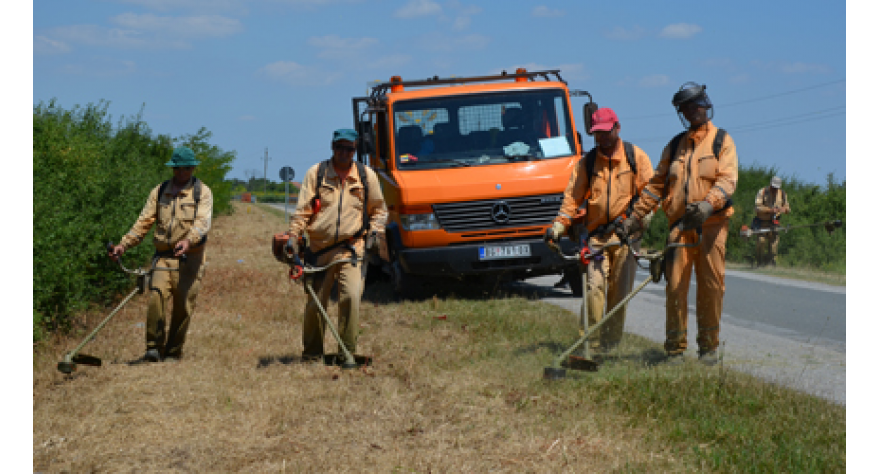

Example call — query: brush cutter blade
[72,353,103,367]
[543,367,567,380]
[323,354,372,368]
[57,361,76,374]
[567,355,600,372]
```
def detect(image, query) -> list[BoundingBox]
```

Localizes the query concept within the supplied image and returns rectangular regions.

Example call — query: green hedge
[33,100,235,338]
[641,165,845,273]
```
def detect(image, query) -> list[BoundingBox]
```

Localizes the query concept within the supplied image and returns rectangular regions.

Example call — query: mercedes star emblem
[491,201,511,224]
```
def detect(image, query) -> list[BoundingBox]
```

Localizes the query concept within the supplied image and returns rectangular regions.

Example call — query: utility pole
[262,147,271,200]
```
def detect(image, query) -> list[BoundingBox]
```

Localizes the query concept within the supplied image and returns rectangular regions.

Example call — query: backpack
[157,177,206,244]
[665,128,731,212]
[581,141,640,219]
[309,160,371,257]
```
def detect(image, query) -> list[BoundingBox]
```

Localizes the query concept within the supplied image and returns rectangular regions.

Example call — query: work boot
[142,349,161,363]
[698,349,719,366]
[664,353,685,366]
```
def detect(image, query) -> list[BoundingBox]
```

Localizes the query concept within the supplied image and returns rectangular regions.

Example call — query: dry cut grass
[33,202,844,473]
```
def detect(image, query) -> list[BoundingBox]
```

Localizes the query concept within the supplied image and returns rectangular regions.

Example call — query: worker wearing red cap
[544,108,654,356]
[620,82,738,366]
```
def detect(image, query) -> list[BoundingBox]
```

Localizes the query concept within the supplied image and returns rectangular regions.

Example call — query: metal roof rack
[369,69,566,100]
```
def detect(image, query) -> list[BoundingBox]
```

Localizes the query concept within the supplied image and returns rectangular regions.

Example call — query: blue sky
[31,0,847,187]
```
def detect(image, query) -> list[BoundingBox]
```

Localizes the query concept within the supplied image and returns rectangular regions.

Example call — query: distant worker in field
[544,107,654,356]
[620,82,738,366]
[288,129,388,361]
[109,146,213,363]
[753,176,790,267]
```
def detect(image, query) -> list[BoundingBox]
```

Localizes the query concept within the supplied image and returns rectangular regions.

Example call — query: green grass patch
[395,286,846,473]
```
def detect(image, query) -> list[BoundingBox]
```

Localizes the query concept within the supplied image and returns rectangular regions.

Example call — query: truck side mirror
[583,102,598,136]
[357,121,375,154]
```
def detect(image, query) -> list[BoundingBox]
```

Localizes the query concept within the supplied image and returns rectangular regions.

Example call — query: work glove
[619,214,642,238]
[284,235,299,263]
[544,222,566,251]
[365,231,380,254]
[682,201,714,230]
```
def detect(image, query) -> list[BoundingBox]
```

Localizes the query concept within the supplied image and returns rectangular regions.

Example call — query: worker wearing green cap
[288,129,387,361]
[109,146,214,363]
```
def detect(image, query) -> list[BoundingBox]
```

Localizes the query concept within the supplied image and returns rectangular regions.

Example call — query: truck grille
[433,193,563,233]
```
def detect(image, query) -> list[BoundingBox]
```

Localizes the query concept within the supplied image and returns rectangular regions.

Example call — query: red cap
[590,108,619,133]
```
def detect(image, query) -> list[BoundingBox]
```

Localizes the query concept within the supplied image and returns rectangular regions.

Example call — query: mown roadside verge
[33,202,845,472]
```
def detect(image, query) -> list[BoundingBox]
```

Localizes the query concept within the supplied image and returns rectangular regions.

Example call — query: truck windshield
[392,89,576,170]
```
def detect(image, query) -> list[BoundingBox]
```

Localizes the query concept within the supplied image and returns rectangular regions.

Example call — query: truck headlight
[400,213,440,231]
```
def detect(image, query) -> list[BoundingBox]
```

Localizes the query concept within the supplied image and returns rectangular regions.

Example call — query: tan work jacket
[120,177,213,253]
[289,161,388,253]
[554,141,654,235]
[633,122,738,226]
[755,186,789,221]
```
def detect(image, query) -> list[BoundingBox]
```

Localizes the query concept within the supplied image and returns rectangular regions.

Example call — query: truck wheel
[392,261,423,300]
[564,267,583,297]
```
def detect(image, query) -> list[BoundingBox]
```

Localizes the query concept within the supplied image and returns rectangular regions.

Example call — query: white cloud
[34,36,71,54]
[308,35,380,60]
[659,23,702,39]
[110,13,243,38]
[258,60,342,86]
[638,74,670,88]
[114,0,249,14]
[395,0,442,19]
[453,16,471,30]
[604,26,647,41]
[532,6,564,18]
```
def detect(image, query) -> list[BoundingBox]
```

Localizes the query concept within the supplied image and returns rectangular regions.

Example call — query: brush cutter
[57,243,186,374]
[287,249,372,369]
[739,219,843,240]
[543,225,702,380]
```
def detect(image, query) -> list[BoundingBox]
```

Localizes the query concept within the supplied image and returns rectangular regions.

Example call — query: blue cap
[332,128,358,143]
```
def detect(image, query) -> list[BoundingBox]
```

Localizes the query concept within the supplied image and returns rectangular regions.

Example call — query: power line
[624,78,845,121]
[628,106,846,144]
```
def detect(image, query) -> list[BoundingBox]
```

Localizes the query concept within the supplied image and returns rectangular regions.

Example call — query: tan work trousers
[664,220,728,355]
[146,250,206,358]
[302,246,368,357]
[755,224,779,267]
[584,237,637,351]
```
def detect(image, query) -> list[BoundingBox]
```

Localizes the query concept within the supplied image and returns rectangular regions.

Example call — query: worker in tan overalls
[288,129,388,360]
[620,83,738,366]
[545,108,654,355]
[109,146,213,362]
[754,176,790,267]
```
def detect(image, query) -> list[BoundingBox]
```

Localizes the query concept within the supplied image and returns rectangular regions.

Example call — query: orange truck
[352,69,599,297]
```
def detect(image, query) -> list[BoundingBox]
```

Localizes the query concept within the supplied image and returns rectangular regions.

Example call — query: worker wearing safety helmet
[620,83,738,366]
[754,176,790,267]
[109,146,214,363]
[544,108,654,355]
[288,129,388,361]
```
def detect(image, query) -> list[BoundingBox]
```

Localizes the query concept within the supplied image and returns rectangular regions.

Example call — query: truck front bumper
[397,237,578,279]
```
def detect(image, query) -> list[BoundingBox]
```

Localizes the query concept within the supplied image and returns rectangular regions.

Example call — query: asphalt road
[516,268,846,405]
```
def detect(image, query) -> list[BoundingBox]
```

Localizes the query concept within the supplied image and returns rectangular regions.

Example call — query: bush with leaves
[33,100,236,339]
[640,164,845,273]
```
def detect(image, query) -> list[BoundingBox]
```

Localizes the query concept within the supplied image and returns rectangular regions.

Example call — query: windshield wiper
[505,154,540,162]
[430,159,471,167]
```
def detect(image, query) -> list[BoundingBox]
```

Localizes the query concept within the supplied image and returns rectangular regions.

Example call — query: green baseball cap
[332,129,358,143]
[166,146,200,167]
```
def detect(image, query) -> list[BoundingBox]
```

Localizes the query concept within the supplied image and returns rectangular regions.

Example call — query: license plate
[479,244,531,260]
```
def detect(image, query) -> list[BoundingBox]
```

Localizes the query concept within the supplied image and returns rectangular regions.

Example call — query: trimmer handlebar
[106,241,184,275]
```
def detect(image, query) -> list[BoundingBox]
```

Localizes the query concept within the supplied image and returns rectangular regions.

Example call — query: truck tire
[392,261,424,300]
[564,266,583,298]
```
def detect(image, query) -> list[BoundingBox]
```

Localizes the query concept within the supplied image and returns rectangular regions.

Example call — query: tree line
[33,100,235,340]
[641,165,845,273]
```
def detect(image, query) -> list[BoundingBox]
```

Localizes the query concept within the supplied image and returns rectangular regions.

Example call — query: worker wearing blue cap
[109,146,214,363]
[288,129,388,360]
